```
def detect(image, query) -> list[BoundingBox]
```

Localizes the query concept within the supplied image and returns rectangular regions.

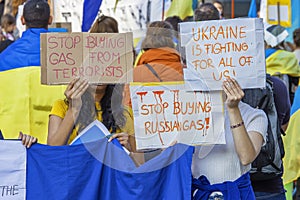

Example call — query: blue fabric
[265,48,277,59]
[192,0,198,11]
[82,0,103,32]
[48,28,68,33]
[248,0,257,18]
[286,0,300,43]
[192,173,255,200]
[0,28,48,72]
[254,191,286,200]
[26,139,194,200]
[291,87,300,115]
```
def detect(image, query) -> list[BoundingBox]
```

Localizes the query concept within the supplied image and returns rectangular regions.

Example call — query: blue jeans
[255,191,286,200]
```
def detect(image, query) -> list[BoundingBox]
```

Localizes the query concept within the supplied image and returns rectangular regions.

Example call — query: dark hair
[164,16,182,32]
[75,85,126,134]
[194,3,220,21]
[141,21,175,51]
[183,16,194,22]
[1,14,16,29]
[75,15,125,133]
[89,15,119,33]
[293,28,300,47]
[23,0,50,28]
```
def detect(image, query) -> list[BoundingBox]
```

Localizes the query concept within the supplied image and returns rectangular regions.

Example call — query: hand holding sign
[64,77,89,114]
[222,78,245,109]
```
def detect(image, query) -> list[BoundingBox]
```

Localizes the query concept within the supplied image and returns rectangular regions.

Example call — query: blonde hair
[141,21,175,51]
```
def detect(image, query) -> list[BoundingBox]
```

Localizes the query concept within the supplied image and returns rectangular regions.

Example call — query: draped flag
[0,67,65,143]
[248,0,257,18]
[283,87,300,185]
[82,0,103,32]
[165,0,194,20]
[19,139,193,199]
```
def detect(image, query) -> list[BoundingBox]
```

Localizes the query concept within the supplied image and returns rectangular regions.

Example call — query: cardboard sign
[0,141,26,200]
[130,83,225,150]
[179,18,266,90]
[41,32,133,85]
[267,0,291,27]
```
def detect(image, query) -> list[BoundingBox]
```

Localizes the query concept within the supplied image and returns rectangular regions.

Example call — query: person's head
[183,16,194,22]
[194,3,220,21]
[141,21,175,51]
[89,15,119,33]
[164,16,182,32]
[1,14,16,33]
[264,23,288,49]
[293,28,300,48]
[21,0,52,29]
[213,1,224,18]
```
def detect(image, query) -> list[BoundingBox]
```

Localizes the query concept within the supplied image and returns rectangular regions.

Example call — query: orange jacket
[123,47,184,107]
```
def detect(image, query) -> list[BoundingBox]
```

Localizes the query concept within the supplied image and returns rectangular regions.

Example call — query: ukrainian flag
[283,87,300,185]
[0,67,65,144]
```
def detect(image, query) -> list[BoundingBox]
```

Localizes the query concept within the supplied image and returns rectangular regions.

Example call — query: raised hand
[222,77,244,109]
[64,77,89,112]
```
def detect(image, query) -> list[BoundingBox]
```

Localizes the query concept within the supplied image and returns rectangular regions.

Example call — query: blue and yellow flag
[26,139,194,199]
[283,87,300,184]
[0,67,65,143]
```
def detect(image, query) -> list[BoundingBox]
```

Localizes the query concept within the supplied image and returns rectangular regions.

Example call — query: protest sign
[41,32,133,85]
[130,83,224,150]
[0,141,26,200]
[179,18,265,90]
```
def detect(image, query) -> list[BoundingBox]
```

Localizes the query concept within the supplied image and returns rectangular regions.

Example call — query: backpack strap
[144,63,162,82]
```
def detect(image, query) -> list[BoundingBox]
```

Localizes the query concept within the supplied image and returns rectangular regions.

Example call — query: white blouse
[191,101,267,184]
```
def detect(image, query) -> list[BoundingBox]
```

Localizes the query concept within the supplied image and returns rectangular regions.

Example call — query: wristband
[230,121,244,129]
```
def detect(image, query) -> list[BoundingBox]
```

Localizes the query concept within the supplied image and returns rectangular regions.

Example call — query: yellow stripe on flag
[0,67,66,144]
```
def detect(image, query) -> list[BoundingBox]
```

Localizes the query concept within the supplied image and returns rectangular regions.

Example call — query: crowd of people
[0,0,300,199]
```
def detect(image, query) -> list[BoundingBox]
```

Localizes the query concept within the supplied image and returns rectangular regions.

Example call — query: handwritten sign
[0,141,26,200]
[179,18,266,90]
[130,83,225,150]
[41,32,133,85]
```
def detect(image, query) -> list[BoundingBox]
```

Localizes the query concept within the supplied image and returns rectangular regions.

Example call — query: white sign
[130,83,225,150]
[100,0,164,38]
[0,141,26,200]
[180,18,266,90]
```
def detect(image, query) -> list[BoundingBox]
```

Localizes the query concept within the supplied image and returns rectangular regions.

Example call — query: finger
[70,80,89,99]
[222,81,232,97]
[18,131,23,139]
[64,78,79,99]
[66,78,79,92]
[108,134,117,142]
[169,140,177,146]
[22,134,29,146]
[226,78,240,99]
[72,83,89,99]
[27,136,37,148]
[231,78,244,98]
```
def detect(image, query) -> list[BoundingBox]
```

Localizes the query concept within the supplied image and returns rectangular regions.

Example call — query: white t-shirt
[191,101,267,184]
[294,49,300,64]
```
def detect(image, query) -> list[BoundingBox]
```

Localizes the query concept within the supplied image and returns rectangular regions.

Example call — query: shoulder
[50,99,68,118]
[239,102,268,124]
[239,102,268,140]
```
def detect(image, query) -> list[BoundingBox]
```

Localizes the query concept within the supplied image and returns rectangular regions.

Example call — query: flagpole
[162,0,165,20]
[231,0,235,18]
[277,2,281,25]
